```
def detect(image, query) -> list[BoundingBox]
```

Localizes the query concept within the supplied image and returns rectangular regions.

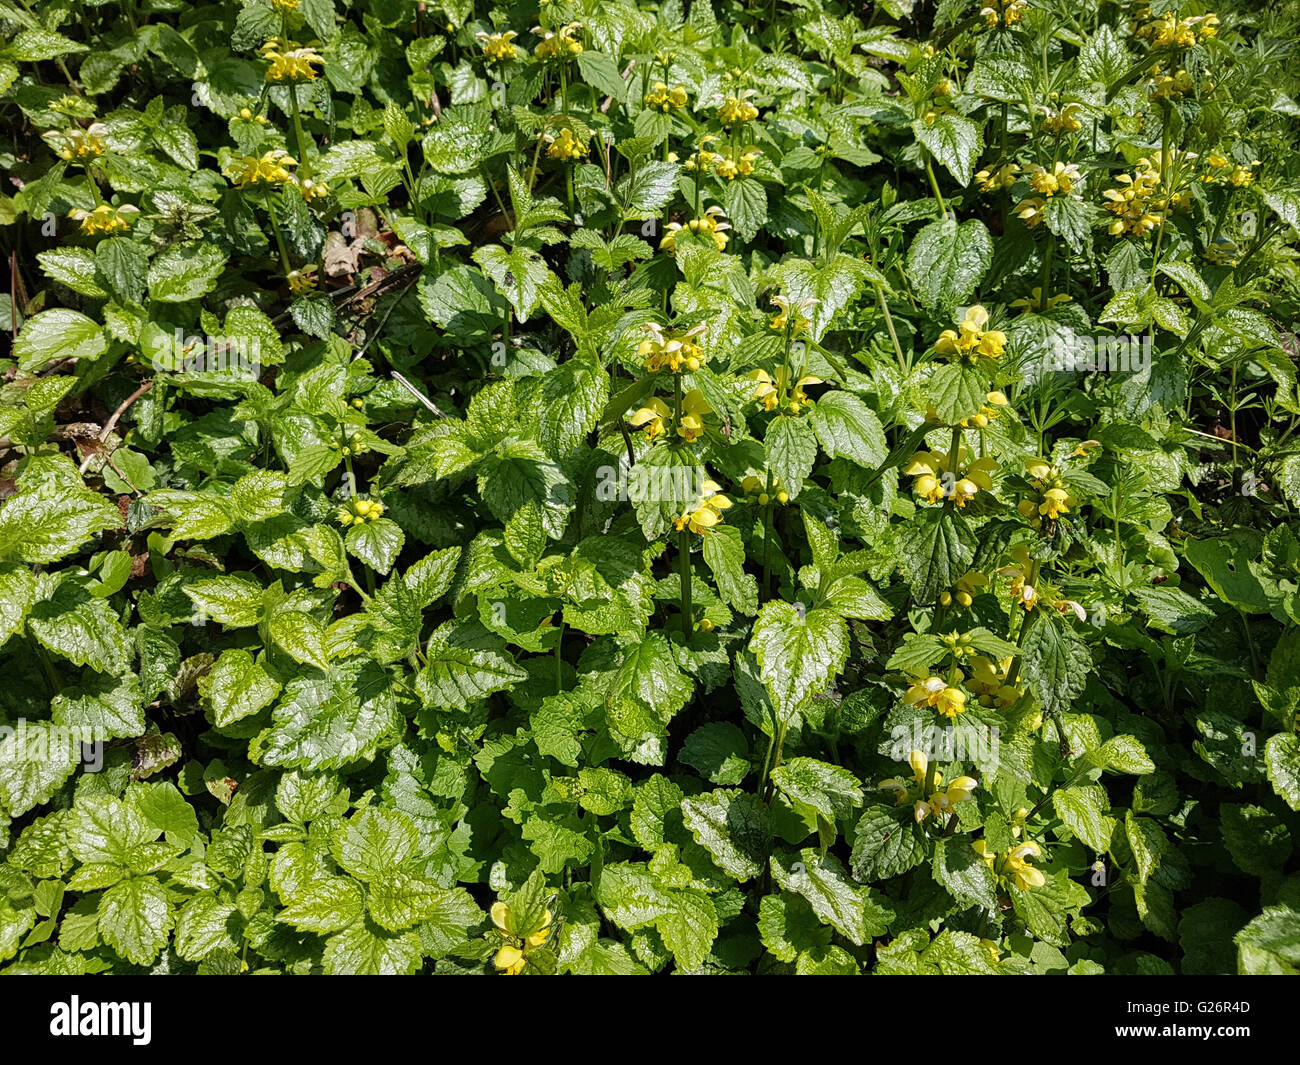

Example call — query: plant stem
[678,527,693,643]
[925,157,947,217]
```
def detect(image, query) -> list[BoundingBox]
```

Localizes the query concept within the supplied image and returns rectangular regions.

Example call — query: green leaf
[418,621,527,709]
[1265,733,1300,812]
[898,506,976,604]
[701,524,759,615]
[809,391,887,468]
[183,576,265,627]
[29,576,131,674]
[13,309,107,371]
[0,485,121,564]
[771,850,891,945]
[1052,784,1116,852]
[933,838,997,910]
[147,243,227,302]
[927,362,989,424]
[849,803,928,881]
[679,722,750,786]
[765,416,818,500]
[346,517,405,575]
[749,602,848,722]
[680,789,771,881]
[204,649,282,728]
[771,757,863,822]
[0,722,80,816]
[98,877,173,966]
[912,113,982,185]
[1021,615,1091,713]
[906,217,992,311]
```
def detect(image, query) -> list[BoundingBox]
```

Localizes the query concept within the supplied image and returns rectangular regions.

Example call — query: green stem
[679,527,693,643]
[266,197,292,275]
[555,619,565,693]
[925,157,948,217]
[289,84,311,181]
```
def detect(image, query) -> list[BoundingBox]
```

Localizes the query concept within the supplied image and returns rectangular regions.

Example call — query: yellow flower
[940,569,988,607]
[490,901,552,975]
[477,30,519,61]
[544,128,587,161]
[287,266,318,294]
[675,480,732,535]
[1042,103,1083,135]
[980,0,1026,27]
[718,89,759,124]
[1230,161,1259,187]
[748,366,821,414]
[628,397,671,440]
[660,206,731,254]
[1013,195,1048,229]
[638,322,707,373]
[904,448,998,507]
[968,655,1022,708]
[904,674,948,708]
[768,293,818,333]
[677,390,713,442]
[1005,842,1046,889]
[999,546,1038,610]
[271,0,300,10]
[644,82,688,112]
[936,686,967,719]
[68,203,139,236]
[974,162,1020,192]
[534,23,583,57]
[228,149,298,188]
[298,176,330,201]
[1039,487,1072,519]
[48,122,109,160]
[260,38,325,83]
[1103,163,1165,237]
[337,496,385,526]
[933,305,1006,362]
[1009,287,1072,313]
[742,475,787,505]
[1028,161,1081,197]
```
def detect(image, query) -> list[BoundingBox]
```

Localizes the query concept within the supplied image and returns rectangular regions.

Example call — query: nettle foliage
[1,0,1299,976]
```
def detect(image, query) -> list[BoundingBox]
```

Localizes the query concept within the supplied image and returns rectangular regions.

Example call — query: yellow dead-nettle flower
[638,322,707,373]
[742,474,788,506]
[287,266,319,295]
[644,82,688,112]
[968,655,1022,709]
[271,0,300,11]
[905,448,998,507]
[228,149,298,188]
[880,750,977,822]
[297,176,330,201]
[660,206,730,254]
[974,162,1019,192]
[1028,161,1081,198]
[1042,103,1084,134]
[1009,287,1072,313]
[1103,161,1164,237]
[718,89,759,124]
[628,397,671,440]
[534,23,582,57]
[337,497,385,527]
[261,38,325,83]
[715,146,761,180]
[675,480,732,535]
[544,128,588,161]
[68,203,140,236]
[934,304,1006,362]
[490,901,552,975]
[477,30,519,61]
[1013,195,1047,229]
[940,570,988,608]
[749,366,821,414]
[677,389,713,442]
[1230,161,1259,187]
[999,545,1037,610]
[48,122,109,160]
[973,839,1046,890]
[768,294,819,334]
[981,0,1026,28]
[903,672,969,719]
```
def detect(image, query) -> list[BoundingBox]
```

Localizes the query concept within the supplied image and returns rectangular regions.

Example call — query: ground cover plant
[0,0,1298,977]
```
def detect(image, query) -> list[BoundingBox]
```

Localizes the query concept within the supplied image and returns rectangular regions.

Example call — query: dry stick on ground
[77,379,155,475]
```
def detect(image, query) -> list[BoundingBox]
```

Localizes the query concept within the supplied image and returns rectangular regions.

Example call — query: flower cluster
[638,322,707,373]
[675,480,733,534]
[879,751,978,825]
[750,366,821,414]
[68,203,139,236]
[742,475,789,506]
[228,149,298,188]
[903,671,968,719]
[534,23,583,57]
[939,570,988,609]
[1137,11,1219,48]
[661,206,731,253]
[981,0,1027,28]
[490,901,552,975]
[47,122,108,160]
[715,146,761,180]
[644,82,688,112]
[260,38,325,83]
[1018,456,1077,526]
[336,498,386,526]
[477,30,519,61]
[933,305,1006,363]
[718,89,759,123]
[544,128,587,160]
[904,447,998,507]
[968,655,1023,709]
[1102,159,1164,236]
[973,840,1046,890]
